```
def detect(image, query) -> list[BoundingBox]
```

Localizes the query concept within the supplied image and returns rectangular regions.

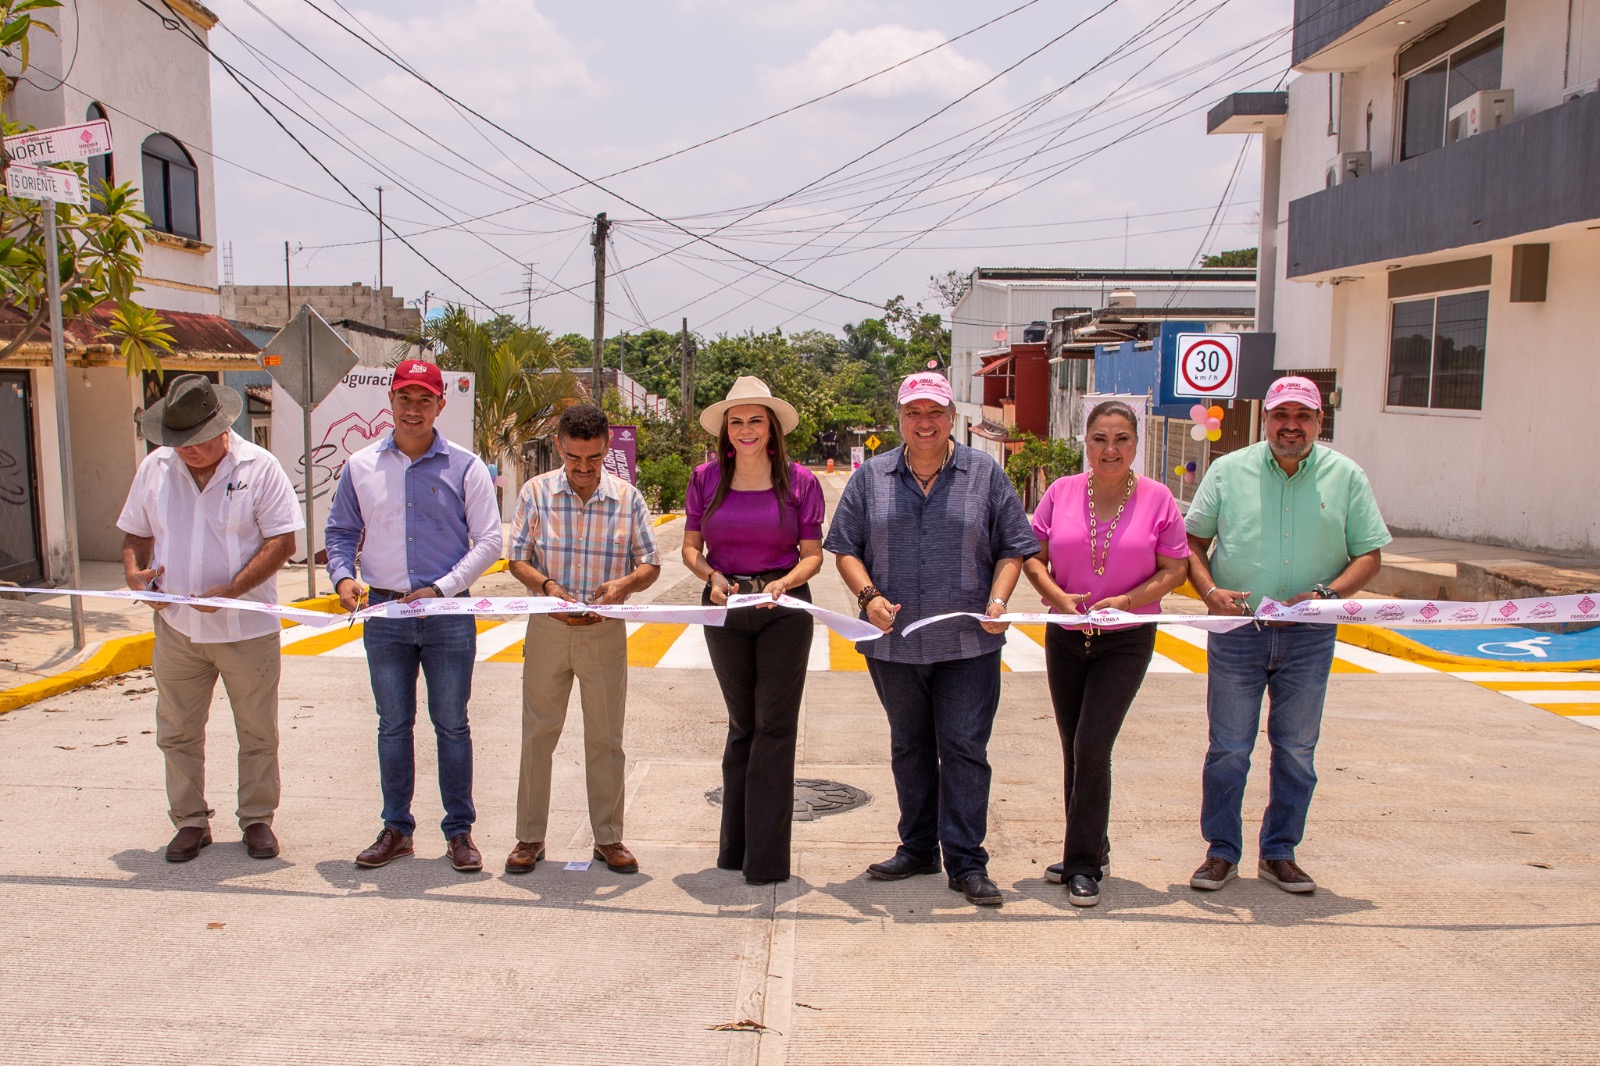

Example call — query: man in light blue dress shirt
[325,360,502,874]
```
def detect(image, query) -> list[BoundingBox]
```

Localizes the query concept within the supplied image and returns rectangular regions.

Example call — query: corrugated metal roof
[0,303,260,361]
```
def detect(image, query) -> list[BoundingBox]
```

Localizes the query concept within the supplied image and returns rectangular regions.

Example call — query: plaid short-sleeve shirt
[509,469,660,603]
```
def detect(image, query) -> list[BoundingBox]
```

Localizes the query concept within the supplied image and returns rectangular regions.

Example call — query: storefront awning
[973,354,1016,377]
[969,419,1014,442]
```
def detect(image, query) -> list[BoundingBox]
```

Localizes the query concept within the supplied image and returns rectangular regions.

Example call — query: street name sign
[1173,332,1240,399]
[3,118,112,165]
[5,163,86,207]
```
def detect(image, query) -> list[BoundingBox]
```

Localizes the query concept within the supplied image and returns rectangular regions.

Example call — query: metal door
[0,371,43,583]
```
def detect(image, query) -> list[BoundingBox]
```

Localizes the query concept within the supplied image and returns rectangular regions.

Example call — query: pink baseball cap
[392,359,445,396]
[1264,375,1322,411]
[898,371,952,406]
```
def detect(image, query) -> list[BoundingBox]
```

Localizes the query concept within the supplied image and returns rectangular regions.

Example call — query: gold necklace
[1086,473,1136,576]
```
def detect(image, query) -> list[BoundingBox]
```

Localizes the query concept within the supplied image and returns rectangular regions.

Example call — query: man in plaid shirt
[504,404,661,875]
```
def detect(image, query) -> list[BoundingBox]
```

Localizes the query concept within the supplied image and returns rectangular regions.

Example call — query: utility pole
[590,211,609,406]
[679,317,694,425]
[522,264,536,327]
[376,186,386,330]
[283,240,292,326]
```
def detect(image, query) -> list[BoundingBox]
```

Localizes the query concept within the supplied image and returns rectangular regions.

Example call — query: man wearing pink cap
[1184,375,1389,895]
[824,371,1039,907]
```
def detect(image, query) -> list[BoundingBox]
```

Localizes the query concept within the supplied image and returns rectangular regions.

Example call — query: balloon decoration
[1171,461,1198,485]
[1188,402,1226,442]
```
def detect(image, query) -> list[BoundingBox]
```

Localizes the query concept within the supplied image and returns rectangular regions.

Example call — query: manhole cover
[705,778,871,821]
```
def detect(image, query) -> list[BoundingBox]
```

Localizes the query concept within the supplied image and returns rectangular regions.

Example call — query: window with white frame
[1400,27,1503,161]
[1571,0,1600,88]
[1386,290,1489,411]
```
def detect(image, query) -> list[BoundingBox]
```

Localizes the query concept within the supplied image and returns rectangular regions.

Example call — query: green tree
[0,0,175,376]
[406,306,581,470]
[1200,247,1258,267]
[1005,432,1082,505]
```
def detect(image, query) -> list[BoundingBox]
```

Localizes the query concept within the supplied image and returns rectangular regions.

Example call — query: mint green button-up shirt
[1185,442,1390,611]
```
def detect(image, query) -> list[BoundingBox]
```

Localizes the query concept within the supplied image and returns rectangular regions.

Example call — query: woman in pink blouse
[1022,399,1189,906]
[681,377,824,885]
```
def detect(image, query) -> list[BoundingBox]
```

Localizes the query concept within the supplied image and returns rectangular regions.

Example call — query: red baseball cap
[392,360,445,396]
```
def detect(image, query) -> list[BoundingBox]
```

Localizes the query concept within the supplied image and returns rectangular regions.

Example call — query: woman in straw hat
[682,376,825,885]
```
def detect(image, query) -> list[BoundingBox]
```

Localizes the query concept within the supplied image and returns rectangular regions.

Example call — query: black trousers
[1043,623,1157,880]
[702,583,813,880]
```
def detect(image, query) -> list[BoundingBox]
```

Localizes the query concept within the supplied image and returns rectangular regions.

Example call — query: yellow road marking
[1329,658,1374,674]
[1154,632,1208,672]
[628,623,688,667]
[1537,703,1600,716]
[283,624,366,655]
[487,641,525,663]
[1018,624,1048,647]
[829,629,869,672]
[1479,680,1600,691]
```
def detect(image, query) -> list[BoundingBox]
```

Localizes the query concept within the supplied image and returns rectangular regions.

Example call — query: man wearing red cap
[325,359,502,874]
[1184,375,1390,895]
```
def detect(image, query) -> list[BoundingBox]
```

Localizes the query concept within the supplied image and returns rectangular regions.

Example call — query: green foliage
[0,0,60,74]
[1005,432,1082,499]
[1200,247,1258,267]
[636,454,692,512]
[99,302,173,378]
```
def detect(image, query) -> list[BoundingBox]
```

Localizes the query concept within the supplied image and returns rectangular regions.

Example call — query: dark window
[140,133,200,240]
[1387,292,1488,410]
[85,103,113,214]
[1400,29,1503,160]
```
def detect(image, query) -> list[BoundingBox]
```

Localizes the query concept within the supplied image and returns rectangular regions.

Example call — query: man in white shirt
[118,375,303,862]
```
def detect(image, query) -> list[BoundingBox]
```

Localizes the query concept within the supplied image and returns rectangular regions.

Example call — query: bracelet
[1200,585,1218,601]
[541,577,556,594]
[988,597,1007,608]
[428,582,444,598]
[857,584,883,611]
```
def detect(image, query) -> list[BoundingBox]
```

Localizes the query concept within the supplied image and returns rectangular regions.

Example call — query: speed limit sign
[1173,333,1240,399]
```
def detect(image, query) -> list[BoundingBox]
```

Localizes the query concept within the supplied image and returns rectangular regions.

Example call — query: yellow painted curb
[652,513,680,527]
[0,631,156,715]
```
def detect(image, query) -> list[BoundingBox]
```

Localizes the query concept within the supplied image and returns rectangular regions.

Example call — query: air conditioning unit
[1563,79,1600,102]
[1447,89,1514,142]
[1324,150,1371,188]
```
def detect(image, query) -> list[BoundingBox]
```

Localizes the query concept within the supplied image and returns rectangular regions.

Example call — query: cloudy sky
[204,0,1284,337]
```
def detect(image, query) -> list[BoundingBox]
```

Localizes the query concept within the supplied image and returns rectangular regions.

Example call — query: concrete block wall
[220,283,421,333]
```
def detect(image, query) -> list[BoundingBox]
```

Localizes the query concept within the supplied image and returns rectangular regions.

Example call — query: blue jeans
[364,611,478,839]
[1201,623,1338,864]
[866,650,1002,878]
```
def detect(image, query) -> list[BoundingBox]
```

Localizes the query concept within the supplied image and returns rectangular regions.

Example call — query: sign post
[4,120,116,651]
[258,306,359,598]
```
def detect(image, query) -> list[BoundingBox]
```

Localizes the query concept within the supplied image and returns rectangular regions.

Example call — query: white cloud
[763,25,992,101]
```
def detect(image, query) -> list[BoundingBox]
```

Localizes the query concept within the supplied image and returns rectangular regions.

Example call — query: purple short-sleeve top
[1031,473,1190,625]
[685,461,824,575]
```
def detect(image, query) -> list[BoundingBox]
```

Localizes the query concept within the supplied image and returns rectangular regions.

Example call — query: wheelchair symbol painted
[1476,636,1553,659]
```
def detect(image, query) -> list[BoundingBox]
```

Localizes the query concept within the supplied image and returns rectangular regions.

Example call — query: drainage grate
[705,778,872,821]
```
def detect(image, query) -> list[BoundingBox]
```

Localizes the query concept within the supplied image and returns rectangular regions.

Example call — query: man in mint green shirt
[1183,376,1390,896]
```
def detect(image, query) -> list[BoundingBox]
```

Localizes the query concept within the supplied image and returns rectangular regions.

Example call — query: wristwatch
[1312,583,1337,599]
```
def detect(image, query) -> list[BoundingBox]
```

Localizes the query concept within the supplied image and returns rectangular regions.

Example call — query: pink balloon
[1189,404,1208,421]
[1206,417,1221,430]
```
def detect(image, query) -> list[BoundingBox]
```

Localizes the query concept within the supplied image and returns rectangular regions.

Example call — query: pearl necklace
[1086,473,1136,576]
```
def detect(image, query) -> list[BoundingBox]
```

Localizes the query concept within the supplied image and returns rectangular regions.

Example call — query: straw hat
[699,375,799,436]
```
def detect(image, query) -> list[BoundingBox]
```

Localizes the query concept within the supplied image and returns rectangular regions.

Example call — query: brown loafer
[505,840,545,874]
[1189,856,1239,891]
[355,827,414,868]
[1259,857,1316,893]
[447,832,482,872]
[242,822,279,859]
[165,826,212,863]
[594,842,639,874]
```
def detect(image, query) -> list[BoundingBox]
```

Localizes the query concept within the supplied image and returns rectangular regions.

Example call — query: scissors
[347,585,368,629]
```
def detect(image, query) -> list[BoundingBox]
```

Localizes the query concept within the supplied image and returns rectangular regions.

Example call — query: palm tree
[402,306,581,474]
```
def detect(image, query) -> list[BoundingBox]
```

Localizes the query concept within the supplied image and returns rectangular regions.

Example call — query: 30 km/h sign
[1173,333,1240,399]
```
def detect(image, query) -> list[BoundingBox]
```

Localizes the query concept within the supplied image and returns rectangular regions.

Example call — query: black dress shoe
[165,826,212,863]
[242,822,279,859]
[948,872,1002,906]
[1067,874,1100,906]
[867,854,943,880]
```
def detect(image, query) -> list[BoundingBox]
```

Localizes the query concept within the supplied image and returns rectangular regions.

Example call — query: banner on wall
[850,446,865,470]
[606,424,638,484]
[269,368,476,561]
[1079,393,1149,478]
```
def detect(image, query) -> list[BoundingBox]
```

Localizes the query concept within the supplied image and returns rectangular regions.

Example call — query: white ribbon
[725,592,885,642]
[898,591,1600,636]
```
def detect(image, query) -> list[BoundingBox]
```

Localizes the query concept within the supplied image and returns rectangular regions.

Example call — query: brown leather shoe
[165,826,212,863]
[1189,856,1239,891]
[355,827,414,868]
[594,841,639,874]
[447,832,482,872]
[242,822,279,859]
[1259,857,1316,893]
[505,840,545,874]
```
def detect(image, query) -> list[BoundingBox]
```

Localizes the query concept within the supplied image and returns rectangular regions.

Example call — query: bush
[637,454,692,512]
[1005,433,1082,501]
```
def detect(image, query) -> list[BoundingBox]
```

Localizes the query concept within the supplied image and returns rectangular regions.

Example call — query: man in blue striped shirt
[325,359,502,874]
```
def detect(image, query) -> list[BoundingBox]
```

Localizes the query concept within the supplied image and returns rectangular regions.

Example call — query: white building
[1210,0,1600,554]
[0,0,256,581]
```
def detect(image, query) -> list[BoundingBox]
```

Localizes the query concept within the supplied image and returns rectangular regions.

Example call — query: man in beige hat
[118,374,304,862]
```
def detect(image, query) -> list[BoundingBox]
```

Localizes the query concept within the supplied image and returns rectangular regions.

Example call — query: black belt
[366,586,469,604]
[718,568,790,594]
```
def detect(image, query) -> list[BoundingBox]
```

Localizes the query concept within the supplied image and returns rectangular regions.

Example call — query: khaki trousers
[152,614,282,830]
[516,614,628,845]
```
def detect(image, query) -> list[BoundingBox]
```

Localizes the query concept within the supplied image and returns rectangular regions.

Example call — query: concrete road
[1,489,1597,1063]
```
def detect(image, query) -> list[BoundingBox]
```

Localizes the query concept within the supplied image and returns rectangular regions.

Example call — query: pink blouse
[1031,473,1190,626]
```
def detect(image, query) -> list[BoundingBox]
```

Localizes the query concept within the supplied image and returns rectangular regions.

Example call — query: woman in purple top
[1022,399,1190,906]
[682,376,824,885]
